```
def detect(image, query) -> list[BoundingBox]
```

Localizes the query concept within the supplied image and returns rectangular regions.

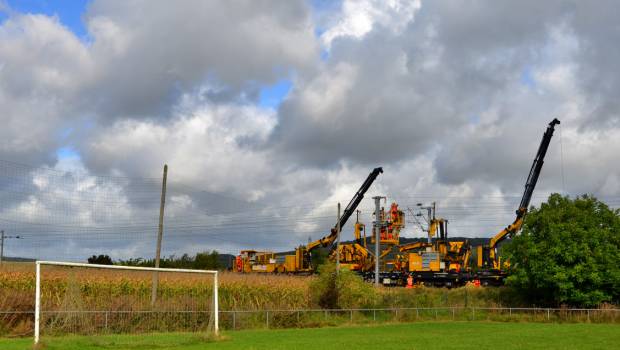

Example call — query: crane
[477,118,560,270]
[237,167,383,274]
[301,167,384,265]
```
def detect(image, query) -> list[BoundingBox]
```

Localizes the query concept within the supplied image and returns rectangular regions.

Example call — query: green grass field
[1,322,618,350]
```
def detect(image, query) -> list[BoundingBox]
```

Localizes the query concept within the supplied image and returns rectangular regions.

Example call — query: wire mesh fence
[20,262,217,341]
[1,307,618,336]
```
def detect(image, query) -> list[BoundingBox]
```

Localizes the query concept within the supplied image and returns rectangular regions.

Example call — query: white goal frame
[34,260,219,344]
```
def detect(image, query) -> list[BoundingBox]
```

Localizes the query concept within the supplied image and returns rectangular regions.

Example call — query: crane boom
[519,118,561,213]
[307,167,383,251]
[479,118,560,270]
[491,118,560,247]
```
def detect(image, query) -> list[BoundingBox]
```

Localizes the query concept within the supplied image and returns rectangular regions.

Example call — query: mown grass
[1,322,619,350]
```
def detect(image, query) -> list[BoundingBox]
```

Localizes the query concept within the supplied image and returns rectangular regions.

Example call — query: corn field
[0,262,618,337]
[0,262,310,336]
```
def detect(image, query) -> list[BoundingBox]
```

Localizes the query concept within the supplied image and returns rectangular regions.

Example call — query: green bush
[505,194,620,307]
[310,263,378,309]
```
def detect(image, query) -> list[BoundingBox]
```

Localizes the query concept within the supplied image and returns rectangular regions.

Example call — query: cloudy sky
[1,0,619,261]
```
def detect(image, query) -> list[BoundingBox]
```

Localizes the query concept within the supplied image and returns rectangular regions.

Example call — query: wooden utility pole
[151,164,168,306]
[0,231,4,266]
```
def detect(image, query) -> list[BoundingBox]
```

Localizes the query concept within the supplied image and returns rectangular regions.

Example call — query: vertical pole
[427,207,432,244]
[336,203,341,275]
[233,311,236,330]
[0,230,4,265]
[214,272,219,335]
[34,262,41,345]
[373,196,383,286]
[152,164,168,306]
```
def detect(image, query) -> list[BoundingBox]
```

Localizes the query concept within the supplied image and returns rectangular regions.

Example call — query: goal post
[34,260,219,345]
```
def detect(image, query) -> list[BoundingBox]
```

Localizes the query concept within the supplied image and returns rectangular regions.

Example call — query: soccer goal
[34,260,218,345]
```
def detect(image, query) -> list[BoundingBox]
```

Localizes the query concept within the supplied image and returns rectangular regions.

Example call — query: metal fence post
[547,308,550,321]
[509,308,512,317]
[373,309,376,321]
[105,311,109,331]
[452,307,455,320]
[233,311,236,330]
[416,308,419,320]
[350,309,353,322]
[297,310,300,324]
[395,309,398,320]
[266,311,269,328]
[587,310,590,322]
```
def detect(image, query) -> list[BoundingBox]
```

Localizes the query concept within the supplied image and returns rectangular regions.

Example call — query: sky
[1,0,620,261]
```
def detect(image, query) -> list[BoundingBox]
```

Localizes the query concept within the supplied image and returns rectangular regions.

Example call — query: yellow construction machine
[236,250,278,273]
[398,208,472,287]
[474,118,560,285]
[237,167,383,274]
[331,219,372,271]
[332,202,406,273]
[476,119,560,270]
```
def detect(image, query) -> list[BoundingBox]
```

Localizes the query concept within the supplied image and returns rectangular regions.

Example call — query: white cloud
[84,95,277,197]
[321,0,421,48]
[2,1,620,260]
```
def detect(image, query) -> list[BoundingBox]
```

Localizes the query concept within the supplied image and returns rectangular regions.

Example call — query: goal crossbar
[34,260,219,344]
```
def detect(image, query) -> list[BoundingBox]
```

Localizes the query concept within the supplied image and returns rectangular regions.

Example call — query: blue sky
[2,0,91,38]
[520,67,536,89]
[259,80,293,109]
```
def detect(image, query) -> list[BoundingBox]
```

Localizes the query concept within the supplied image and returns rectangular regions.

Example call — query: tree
[117,250,221,269]
[193,250,220,269]
[505,194,620,307]
[88,254,113,265]
[310,248,328,269]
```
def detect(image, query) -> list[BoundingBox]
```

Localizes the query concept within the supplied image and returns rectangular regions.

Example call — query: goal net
[34,261,218,345]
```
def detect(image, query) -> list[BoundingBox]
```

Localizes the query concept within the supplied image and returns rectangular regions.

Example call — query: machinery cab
[371,202,404,245]
[237,250,277,273]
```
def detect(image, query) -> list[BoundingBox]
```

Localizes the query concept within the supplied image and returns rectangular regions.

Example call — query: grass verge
[0,321,619,350]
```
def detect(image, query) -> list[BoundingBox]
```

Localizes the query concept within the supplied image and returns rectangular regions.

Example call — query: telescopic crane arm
[487,118,560,251]
[307,167,383,251]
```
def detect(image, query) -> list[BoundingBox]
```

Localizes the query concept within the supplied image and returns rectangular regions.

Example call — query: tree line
[88,250,222,270]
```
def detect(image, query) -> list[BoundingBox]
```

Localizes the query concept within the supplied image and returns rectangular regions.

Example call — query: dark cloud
[1,1,620,260]
[81,0,318,120]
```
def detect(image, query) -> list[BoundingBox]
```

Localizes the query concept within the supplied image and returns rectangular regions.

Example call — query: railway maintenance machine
[475,118,560,285]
